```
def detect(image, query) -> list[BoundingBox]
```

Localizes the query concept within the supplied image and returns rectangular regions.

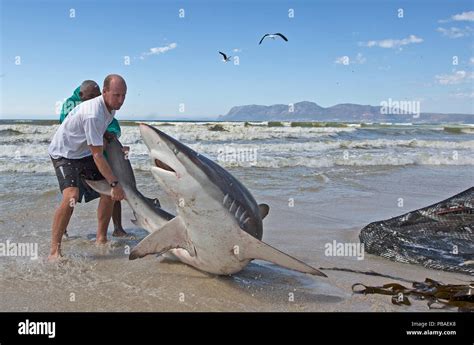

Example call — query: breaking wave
[0,122,473,172]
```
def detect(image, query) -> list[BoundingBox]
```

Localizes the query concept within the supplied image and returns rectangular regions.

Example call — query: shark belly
[171,193,251,275]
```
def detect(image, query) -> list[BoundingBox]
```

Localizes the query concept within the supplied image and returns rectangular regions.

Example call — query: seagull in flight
[219,51,231,62]
[259,33,288,45]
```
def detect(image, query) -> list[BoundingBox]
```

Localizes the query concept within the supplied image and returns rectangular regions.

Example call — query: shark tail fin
[237,230,327,277]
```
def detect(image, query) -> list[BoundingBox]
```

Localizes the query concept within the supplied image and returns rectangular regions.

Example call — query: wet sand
[0,187,469,312]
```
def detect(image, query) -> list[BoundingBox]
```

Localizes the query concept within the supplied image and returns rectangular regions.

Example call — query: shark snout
[139,123,187,181]
[139,123,180,157]
[139,123,164,150]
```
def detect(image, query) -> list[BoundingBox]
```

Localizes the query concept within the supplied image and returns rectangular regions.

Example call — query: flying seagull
[259,33,288,45]
[219,51,231,62]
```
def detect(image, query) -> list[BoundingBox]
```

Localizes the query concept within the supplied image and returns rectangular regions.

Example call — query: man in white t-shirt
[48,74,127,261]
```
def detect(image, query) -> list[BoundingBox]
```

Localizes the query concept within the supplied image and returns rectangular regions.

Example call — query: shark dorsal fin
[258,203,270,219]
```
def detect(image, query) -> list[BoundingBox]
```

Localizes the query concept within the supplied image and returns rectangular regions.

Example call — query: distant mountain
[218,101,474,123]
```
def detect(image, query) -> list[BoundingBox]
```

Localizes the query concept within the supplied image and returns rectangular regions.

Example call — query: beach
[0,120,472,312]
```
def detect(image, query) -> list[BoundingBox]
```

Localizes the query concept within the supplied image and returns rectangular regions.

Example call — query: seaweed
[352,278,474,311]
[208,124,227,131]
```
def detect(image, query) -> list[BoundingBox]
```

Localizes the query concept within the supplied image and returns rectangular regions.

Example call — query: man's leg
[49,187,79,261]
[63,207,73,238]
[112,201,128,237]
[96,194,114,244]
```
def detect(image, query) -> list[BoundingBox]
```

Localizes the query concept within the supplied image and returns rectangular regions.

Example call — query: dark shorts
[51,155,104,203]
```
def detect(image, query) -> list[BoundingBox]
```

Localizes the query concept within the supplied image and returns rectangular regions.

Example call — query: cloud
[140,43,177,59]
[453,11,474,21]
[440,11,474,23]
[233,48,242,53]
[450,91,474,98]
[355,53,366,64]
[334,53,366,65]
[360,35,423,49]
[435,70,474,85]
[470,57,474,65]
[437,26,473,39]
[334,56,349,64]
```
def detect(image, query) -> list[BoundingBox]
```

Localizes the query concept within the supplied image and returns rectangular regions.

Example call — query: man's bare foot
[95,236,108,246]
[47,252,63,262]
[112,228,128,237]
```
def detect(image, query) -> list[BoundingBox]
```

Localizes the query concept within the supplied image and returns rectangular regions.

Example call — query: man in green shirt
[60,80,127,237]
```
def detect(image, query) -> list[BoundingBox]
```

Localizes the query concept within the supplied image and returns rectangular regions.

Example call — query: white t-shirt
[48,95,115,159]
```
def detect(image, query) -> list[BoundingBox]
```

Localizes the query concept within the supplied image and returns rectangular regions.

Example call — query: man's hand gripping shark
[86,123,326,277]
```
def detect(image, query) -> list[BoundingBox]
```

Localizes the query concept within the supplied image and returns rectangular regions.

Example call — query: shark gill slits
[235,205,242,218]
[222,194,230,205]
[154,159,175,173]
[242,217,251,225]
[229,200,239,213]
[239,210,248,223]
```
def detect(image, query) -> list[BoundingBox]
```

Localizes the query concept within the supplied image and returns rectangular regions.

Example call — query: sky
[0,0,473,119]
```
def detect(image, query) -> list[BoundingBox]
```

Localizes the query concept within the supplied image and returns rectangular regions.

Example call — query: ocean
[0,120,473,311]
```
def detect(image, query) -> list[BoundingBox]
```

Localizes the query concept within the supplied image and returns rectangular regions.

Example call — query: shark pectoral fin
[258,203,270,219]
[237,231,327,277]
[84,179,112,196]
[129,216,195,260]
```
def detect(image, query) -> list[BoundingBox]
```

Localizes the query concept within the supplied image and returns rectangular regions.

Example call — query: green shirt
[59,86,121,137]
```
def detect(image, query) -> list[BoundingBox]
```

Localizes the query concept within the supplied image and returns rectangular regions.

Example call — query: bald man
[48,74,128,261]
[59,80,127,238]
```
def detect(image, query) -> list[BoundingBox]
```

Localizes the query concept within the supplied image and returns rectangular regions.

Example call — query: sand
[0,188,469,313]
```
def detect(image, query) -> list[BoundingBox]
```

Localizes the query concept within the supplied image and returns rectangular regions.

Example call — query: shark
[87,124,326,277]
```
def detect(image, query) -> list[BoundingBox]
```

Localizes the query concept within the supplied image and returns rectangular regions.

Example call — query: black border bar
[0,312,472,345]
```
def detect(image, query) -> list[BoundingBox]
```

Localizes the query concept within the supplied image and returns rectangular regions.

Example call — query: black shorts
[51,155,105,203]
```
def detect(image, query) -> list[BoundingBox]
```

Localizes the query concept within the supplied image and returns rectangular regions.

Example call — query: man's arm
[89,145,117,183]
[89,145,125,201]
[83,116,124,200]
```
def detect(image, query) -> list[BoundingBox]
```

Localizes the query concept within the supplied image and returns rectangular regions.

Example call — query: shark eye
[154,159,175,173]
[173,148,179,155]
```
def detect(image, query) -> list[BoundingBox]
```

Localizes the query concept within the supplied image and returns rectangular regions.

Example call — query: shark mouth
[154,158,176,173]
